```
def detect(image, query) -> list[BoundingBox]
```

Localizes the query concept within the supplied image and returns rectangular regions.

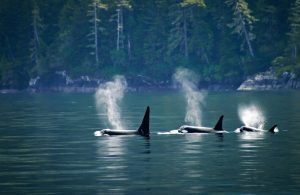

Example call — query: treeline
[0,0,300,89]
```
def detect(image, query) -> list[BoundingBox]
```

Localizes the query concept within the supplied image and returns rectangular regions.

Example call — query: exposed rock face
[238,70,300,91]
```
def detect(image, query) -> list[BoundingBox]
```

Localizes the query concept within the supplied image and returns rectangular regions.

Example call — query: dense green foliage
[0,0,298,88]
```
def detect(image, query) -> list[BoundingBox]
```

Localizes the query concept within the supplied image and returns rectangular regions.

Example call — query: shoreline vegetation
[1,0,300,91]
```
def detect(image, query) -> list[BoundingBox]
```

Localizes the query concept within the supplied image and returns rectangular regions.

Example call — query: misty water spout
[174,68,205,126]
[238,104,265,129]
[95,75,127,129]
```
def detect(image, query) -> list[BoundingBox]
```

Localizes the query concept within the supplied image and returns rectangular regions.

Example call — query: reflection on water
[238,140,264,187]
[95,136,151,194]
[96,137,127,194]
[182,135,203,194]
[98,137,126,156]
[184,133,203,143]
[238,131,266,140]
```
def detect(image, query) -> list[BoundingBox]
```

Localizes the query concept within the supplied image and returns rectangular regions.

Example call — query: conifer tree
[109,0,131,67]
[226,0,257,57]
[87,0,107,65]
[30,0,44,74]
[142,0,168,69]
[288,0,300,58]
[109,0,131,51]
[167,0,205,62]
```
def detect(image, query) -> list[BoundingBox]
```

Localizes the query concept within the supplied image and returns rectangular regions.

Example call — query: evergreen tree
[288,0,300,58]
[251,0,290,72]
[109,0,132,67]
[0,0,32,88]
[56,0,91,75]
[87,0,107,65]
[115,0,131,51]
[0,0,299,89]
[141,0,170,76]
[226,0,257,57]
[189,9,213,66]
[167,0,205,63]
[30,0,44,75]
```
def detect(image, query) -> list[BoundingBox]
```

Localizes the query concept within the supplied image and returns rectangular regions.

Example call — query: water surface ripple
[1,92,300,194]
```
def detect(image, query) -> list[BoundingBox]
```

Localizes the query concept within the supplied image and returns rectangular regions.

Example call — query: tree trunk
[294,44,298,58]
[239,11,254,57]
[32,4,40,67]
[117,8,120,51]
[116,8,124,51]
[204,52,209,65]
[127,34,131,62]
[33,18,39,45]
[94,1,99,64]
[183,9,188,60]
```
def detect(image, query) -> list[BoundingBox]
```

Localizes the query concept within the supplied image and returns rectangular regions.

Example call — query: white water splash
[157,130,181,135]
[174,68,205,126]
[238,104,265,129]
[95,75,127,129]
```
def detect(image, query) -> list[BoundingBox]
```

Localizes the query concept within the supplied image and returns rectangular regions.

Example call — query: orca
[178,115,225,134]
[237,124,277,133]
[94,106,150,137]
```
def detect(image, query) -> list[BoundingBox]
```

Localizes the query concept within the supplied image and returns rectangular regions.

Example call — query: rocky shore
[1,70,299,93]
[237,70,300,91]
[25,71,172,93]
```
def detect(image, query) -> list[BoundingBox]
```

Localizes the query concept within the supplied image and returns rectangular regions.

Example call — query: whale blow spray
[174,68,205,126]
[238,104,265,129]
[95,75,127,129]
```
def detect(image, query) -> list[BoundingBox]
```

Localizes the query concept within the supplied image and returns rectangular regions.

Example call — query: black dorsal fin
[213,115,224,131]
[269,125,277,133]
[137,106,150,137]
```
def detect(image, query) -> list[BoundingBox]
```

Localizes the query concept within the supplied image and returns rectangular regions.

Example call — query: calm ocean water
[1,91,300,194]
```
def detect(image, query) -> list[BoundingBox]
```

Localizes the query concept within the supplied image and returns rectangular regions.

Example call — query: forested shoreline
[1,0,300,90]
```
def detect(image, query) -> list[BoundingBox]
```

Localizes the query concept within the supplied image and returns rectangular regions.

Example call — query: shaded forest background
[1,0,300,89]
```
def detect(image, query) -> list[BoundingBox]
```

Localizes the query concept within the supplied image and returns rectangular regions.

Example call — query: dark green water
[1,91,300,194]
